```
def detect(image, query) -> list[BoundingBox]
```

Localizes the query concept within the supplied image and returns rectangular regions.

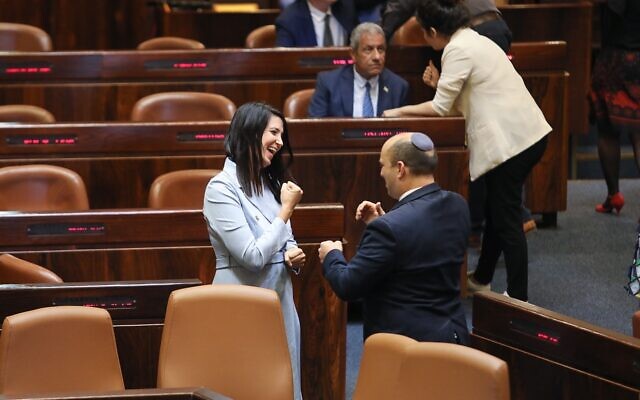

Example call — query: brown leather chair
[0,22,52,51]
[130,92,236,122]
[283,89,315,118]
[0,104,55,123]
[0,254,63,283]
[148,169,220,208]
[0,164,89,211]
[353,333,417,400]
[633,310,640,339]
[157,285,293,400]
[394,342,510,400]
[137,36,205,50]
[245,25,276,48]
[0,306,125,396]
[390,17,426,46]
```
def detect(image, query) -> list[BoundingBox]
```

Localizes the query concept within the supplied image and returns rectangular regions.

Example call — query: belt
[469,11,501,27]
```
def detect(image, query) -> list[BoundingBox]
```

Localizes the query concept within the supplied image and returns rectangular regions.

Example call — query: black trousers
[473,136,548,301]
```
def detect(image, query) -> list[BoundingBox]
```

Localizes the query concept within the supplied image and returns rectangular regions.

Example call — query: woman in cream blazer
[383,0,551,302]
[203,102,305,400]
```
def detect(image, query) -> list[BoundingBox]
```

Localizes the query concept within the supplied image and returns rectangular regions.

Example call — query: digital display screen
[53,296,136,310]
[6,135,78,145]
[298,57,354,67]
[27,223,106,236]
[342,128,403,139]
[143,59,209,70]
[177,131,226,142]
[0,62,53,75]
[510,319,560,345]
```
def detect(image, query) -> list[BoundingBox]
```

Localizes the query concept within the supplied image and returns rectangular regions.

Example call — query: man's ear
[396,161,406,178]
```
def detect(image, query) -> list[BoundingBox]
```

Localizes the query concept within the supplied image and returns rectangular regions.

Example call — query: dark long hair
[416,0,470,36]
[224,102,293,201]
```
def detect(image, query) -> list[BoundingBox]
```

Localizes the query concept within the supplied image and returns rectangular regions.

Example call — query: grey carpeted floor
[344,179,640,399]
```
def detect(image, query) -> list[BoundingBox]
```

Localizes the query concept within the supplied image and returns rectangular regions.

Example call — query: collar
[390,182,441,211]
[353,67,379,90]
[308,1,332,21]
[398,187,420,201]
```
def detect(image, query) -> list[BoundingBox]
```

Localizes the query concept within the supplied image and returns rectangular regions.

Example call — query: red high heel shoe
[595,192,625,214]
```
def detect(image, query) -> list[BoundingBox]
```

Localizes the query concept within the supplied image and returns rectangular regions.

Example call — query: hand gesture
[382,108,401,118]
[355,201,385,224]
[285,247,306,269]
[318,240,343,263]
[280,181,303,210]
[422,60,440,89]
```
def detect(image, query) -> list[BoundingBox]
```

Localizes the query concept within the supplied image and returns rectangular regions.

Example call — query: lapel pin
[383,86,389,93]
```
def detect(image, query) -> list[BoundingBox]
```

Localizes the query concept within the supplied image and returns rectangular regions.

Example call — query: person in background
[382,0,550,301]
[203,102,305,400]
[319,132,470,343]
[275,0,358,47]
[308,22,409,117]
[591,0,640,215]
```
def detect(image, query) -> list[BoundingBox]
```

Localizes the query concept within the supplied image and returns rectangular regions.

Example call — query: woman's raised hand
[281,181,303,211]
[422,60,440,89]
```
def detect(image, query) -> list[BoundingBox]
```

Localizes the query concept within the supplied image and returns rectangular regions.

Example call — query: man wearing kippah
[318,132,470,343]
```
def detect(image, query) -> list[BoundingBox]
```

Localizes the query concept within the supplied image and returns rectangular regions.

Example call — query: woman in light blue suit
[203,102,305,400]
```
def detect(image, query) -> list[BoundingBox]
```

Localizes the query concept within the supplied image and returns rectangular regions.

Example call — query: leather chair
[137,36,205,50]
[245,25,276,48]
[148,169,220,208]
[0,22,52,51]
[394,342,510,400]
[353,333,417,400]
[390,17,426,46]
[0,164,89,211]
[0,105,55,123]
[633,310,640,339]
[130,92,236,122]
[0,306,124,396]
[283,89,315,118]
[157,285,293,400]
[0,254,63,283]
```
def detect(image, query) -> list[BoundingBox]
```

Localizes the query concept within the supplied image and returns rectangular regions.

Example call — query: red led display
[172,62,208,69]
[1,62,53,75]
[6,135,78,145]
[177,131,226,142]
[299,57,354,67]
[27,223,106,236]
[342,128,403,139]
[144,59,209,70]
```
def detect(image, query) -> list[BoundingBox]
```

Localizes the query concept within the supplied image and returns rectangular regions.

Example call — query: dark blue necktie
[363,82,374,117]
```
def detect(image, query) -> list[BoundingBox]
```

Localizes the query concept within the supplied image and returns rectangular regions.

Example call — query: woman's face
[261,114,284,167]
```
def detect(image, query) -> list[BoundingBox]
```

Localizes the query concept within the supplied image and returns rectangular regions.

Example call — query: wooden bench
[0,204,346,400]
[472,291,640,399]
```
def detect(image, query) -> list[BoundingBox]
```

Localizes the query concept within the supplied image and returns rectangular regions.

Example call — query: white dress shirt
[353,68,380,118]
[308,1,346,47]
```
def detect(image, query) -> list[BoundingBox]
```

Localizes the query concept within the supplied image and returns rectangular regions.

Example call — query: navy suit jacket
[308,65,409,117]
[275,0,358,47]
[322,183,471,343]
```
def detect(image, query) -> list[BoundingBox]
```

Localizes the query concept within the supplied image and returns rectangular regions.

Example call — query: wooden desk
[0,205,346,400]
[0,387,231,400]
[472,291,640,399]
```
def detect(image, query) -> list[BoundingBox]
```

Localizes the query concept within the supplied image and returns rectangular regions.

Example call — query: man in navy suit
[318,132,470,344]
[275,0,358,47]
[308,23,409,117]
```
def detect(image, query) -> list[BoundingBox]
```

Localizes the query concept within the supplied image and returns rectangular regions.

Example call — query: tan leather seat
[0,22,52,51]
[390,17,426,46]
[283,89,315,118]
[394,342,510,400]
[148,169,220,208]
[0,105,55,123]
[137,36,205,50]
[245,24,276,48]
[131,92,236,122]
[353,333,417,400]
[157,285,293,400]
[0,254,63,283]
[0,306,124,396]
[633,310,640,339]
[0,164,89,211]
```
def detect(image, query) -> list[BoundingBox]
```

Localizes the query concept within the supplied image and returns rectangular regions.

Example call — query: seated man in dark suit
[275,0,358,47]
[318,132,470,344]
[308,22,409,117]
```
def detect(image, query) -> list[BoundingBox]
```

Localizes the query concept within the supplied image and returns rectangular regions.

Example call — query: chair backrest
[283,89,315,119]
[633,311,640,339]
[148,169,220,208]
[353,333,417,400]
[245,24,276,48]
[0,105,55,123]
[390,17,426,46]
[157,285,293,400]
[130,92,237,122]
[0,306,124,396]
[394,342,510,400]
[0,164,89,211]
[0,254,63,284]
[137,36,205,50]
[0,22,52,51]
